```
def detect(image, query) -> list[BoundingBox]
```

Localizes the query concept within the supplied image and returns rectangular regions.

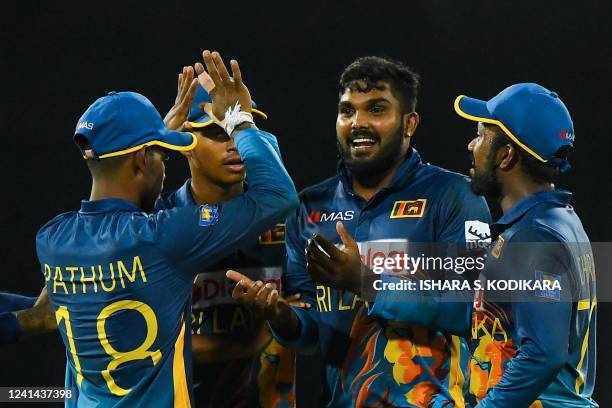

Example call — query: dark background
[2,0,610,406]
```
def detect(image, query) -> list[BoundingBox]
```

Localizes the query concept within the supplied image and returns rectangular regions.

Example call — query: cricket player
[158,65,300,408]
[0,287,56,344]
[366,83,597,407]
[36,51,298,407]
[229,56,491,407]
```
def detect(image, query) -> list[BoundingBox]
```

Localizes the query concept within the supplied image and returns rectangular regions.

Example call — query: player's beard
[470,148,501,197]
[338,123,405,181]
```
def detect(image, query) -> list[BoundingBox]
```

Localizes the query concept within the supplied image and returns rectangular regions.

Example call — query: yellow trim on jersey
[173,319,191,408]
[448,335,466,408]
[575,297,597,394]
[454,95,548,163]
[188,108,268,129]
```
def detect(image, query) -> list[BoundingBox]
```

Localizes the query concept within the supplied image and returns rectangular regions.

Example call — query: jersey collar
[79,198,144,214]
[174,179,197,207]
[494,189,572,229]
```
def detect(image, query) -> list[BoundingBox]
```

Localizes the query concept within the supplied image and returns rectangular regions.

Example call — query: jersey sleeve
[368,178,491,337]
[151,128,298,279]
[477,227,574,408]
[269,200,320,354]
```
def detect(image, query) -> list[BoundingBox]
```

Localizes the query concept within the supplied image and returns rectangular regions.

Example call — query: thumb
[336,222,357,251]
[226,270,252,284]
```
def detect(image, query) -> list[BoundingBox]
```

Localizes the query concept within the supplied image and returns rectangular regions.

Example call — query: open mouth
[350,137,378,153]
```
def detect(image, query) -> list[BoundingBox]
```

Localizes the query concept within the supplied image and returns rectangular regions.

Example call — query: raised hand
[226,270,310,321]
[201,50,252,120]
[306,221,367,294]
[163,66,198,131]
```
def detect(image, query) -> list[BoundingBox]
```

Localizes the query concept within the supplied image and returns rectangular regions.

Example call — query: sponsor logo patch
[259,224,285,245]
[307,210,354,224]
[465,220,491,242]
[390,199,427,218]
[535,271,561,301]
[199,204,219,226]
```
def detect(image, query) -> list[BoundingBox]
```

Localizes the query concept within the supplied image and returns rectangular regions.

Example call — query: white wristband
[213,102,254,137]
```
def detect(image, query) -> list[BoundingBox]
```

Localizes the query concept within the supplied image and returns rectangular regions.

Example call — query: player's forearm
[368,275,472,337]
[269,303,319,354]
[234,128,298,219]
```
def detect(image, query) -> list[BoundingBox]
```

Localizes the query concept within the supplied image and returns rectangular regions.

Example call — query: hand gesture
[200,50,252,120]
[306,221,367,294]
[163,66,198,131]
[226,270,310,321]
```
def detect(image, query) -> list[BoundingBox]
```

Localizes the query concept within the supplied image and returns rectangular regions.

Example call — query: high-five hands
[163,66,198,131]
[200,50,252,121]
[306,221,374,296]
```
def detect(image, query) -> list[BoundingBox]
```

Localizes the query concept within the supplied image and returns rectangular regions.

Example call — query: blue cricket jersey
[156,180,296,408]
[36,128,298,408]
[274,148,491,407]
[371,190,597,407]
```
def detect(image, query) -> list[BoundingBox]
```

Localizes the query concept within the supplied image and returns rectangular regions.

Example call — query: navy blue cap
[454,83,574,171]
[74,91,197,159]
[187,83,267,128]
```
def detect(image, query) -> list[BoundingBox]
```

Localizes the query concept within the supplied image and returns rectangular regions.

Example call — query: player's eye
[339,106,354,116]
[370,106,385,114]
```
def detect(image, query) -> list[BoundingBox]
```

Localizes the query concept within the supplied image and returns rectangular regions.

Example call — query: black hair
[339,56,420,113]
[487,124,571,184]
[74,134,129,175]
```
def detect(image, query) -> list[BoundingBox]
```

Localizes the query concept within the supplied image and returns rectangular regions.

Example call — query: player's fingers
[336,222,358,251]
[254,283,273,309]
[226,270,253,284]
[285,293,301,302]
[182,78,198,108]
[202,50,222,88]
[212,51,232,83]
[230,59,243,86]
[194,62,205,76]
[231,280,248,302]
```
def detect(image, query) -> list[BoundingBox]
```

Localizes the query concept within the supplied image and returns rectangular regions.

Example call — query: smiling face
[336,81,411,175]
[187,124,246,187]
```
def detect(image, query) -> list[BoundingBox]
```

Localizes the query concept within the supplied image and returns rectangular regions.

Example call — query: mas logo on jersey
[390,199,427,218]
[535,271,561,301]
[259,224,285,245]
[199,204,219,226]
[307,210,354,224]
[465,221,491,250]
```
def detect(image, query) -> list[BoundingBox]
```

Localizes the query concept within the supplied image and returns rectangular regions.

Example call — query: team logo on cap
[390,199,427,218]
[199,204,219,226]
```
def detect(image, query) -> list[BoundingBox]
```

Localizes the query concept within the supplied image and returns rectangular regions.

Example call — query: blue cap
[187,83,267,128]
[74,91,197,159]
[454,83,574,171]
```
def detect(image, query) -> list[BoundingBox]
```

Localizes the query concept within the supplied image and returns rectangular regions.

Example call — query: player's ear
[403,112,419,138]
[498,143,518,170]
[132,147,148,176]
